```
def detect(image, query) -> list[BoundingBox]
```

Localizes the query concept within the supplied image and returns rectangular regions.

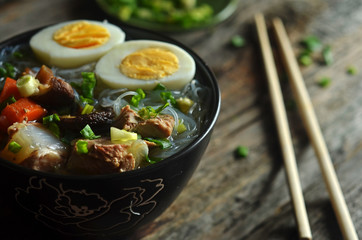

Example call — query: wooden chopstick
[254,13,312,240]
[272,17,359,240]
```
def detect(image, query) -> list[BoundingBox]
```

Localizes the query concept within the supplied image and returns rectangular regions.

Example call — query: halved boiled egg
[95,40,196,90]
[30,20,125,68]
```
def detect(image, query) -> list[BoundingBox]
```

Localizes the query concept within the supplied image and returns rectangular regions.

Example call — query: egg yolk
[53,21,110,49]
[119,48,179,80]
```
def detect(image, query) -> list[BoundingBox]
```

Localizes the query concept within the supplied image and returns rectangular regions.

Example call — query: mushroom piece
[30,65,75,109]
[59,109,115,134]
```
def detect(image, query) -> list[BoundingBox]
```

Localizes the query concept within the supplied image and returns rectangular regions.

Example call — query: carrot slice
[1,98,47,124]
[0,77,21,103]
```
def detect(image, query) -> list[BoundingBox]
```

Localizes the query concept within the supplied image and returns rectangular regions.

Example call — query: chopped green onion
[80,95,95,105]
[235,145,249,158]
[298,53,313,66]
[346,65,357,75]
[81,104,94,115]
[80,124,100,140]
[0,96,16,112]
[76,140,89,154]
[145,155,162,164]
[144,138,171,149]
[153,83,167,91]
[231,35,245,48]
[8,141,22,153]
[138,102,169,119]
[16,75,40,97]
[160,91,176,106]
[176,97,194,113]
[43,113,60,125]
[301,35,322,52]
[3,62,16,78]
[177,121,187,134]
[13,51,24,59]
[318,77,331,88]
[81,72,96,99]
[0,67,7,78]
[130,88,146,107]
[322,45,333,65]
[43,114,61,138]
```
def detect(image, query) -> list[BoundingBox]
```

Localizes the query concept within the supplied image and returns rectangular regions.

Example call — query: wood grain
[0,0,361,239]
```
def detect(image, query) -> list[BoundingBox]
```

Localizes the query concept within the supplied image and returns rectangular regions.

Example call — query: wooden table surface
[1,0,361,239]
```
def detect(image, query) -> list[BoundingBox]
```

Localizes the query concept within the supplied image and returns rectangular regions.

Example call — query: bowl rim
[0,21,221,180]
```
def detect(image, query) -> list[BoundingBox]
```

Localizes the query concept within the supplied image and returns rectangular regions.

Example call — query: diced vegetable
[318,77,331,87]
[301,35,322,52]
[346,65,357,75]
[81,72,96,99]
[130,88,145,107]
[0,77,21,103]
[16,75,40,97]
[81,104,94,115]
[231,35,245,48]
[160,91,176,106]
[0,96,16,113]
[80,124,100,140]
[43,113,61,138]
[0,62,17,79]
[8,141,22,153]
[322,45,333,65]
[76,140,89,154]
[1,98,47,125]
[144,138,171,149]
[177,120,187,134]
[176,97,194,113]
[235,145,249,158]
[110,127,138,143]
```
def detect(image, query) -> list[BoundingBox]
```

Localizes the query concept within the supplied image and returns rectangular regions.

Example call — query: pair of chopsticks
[254,14,358,240]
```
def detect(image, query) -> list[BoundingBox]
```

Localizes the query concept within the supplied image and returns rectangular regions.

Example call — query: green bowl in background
[96,0,239,32]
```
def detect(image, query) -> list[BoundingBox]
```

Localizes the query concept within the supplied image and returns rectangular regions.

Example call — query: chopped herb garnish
[298,53,313,66]
[177,121,187,134]
[80,124,100,140]
[8,141,22,154]
[43,114,61,138]
[76,140,89,154]
[322,45,333,65]
[138,102,169,119]
[80,95,95,105]
[346,65,357,75]
[81,72,96,99]
[0,96,16,112]
[145,138,171,149]
[130,88,146,107]
[301,35,322,52]
[13,51,24,59]
[318,77,331,88]
[146,155,162,164]
[0,62,17,79]
[160,91,176,106]
[81,104,94,115]
[231,35,245,48]
[235,145,249,158]
[153,83,167,91]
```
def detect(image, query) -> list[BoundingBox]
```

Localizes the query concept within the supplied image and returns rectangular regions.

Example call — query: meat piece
[67,138,148,175]
[113,105,175,139]
[113,105,142,131]
[135,114,175,139]
[31,65,75,109]
[59,110,115,134]
[0,122,69,172]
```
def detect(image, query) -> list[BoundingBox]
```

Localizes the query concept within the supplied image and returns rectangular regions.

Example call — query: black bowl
[0,23,220,239]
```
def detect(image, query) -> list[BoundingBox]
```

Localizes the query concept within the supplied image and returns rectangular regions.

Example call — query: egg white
[30,20,126,68]
[95,40,196,90]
